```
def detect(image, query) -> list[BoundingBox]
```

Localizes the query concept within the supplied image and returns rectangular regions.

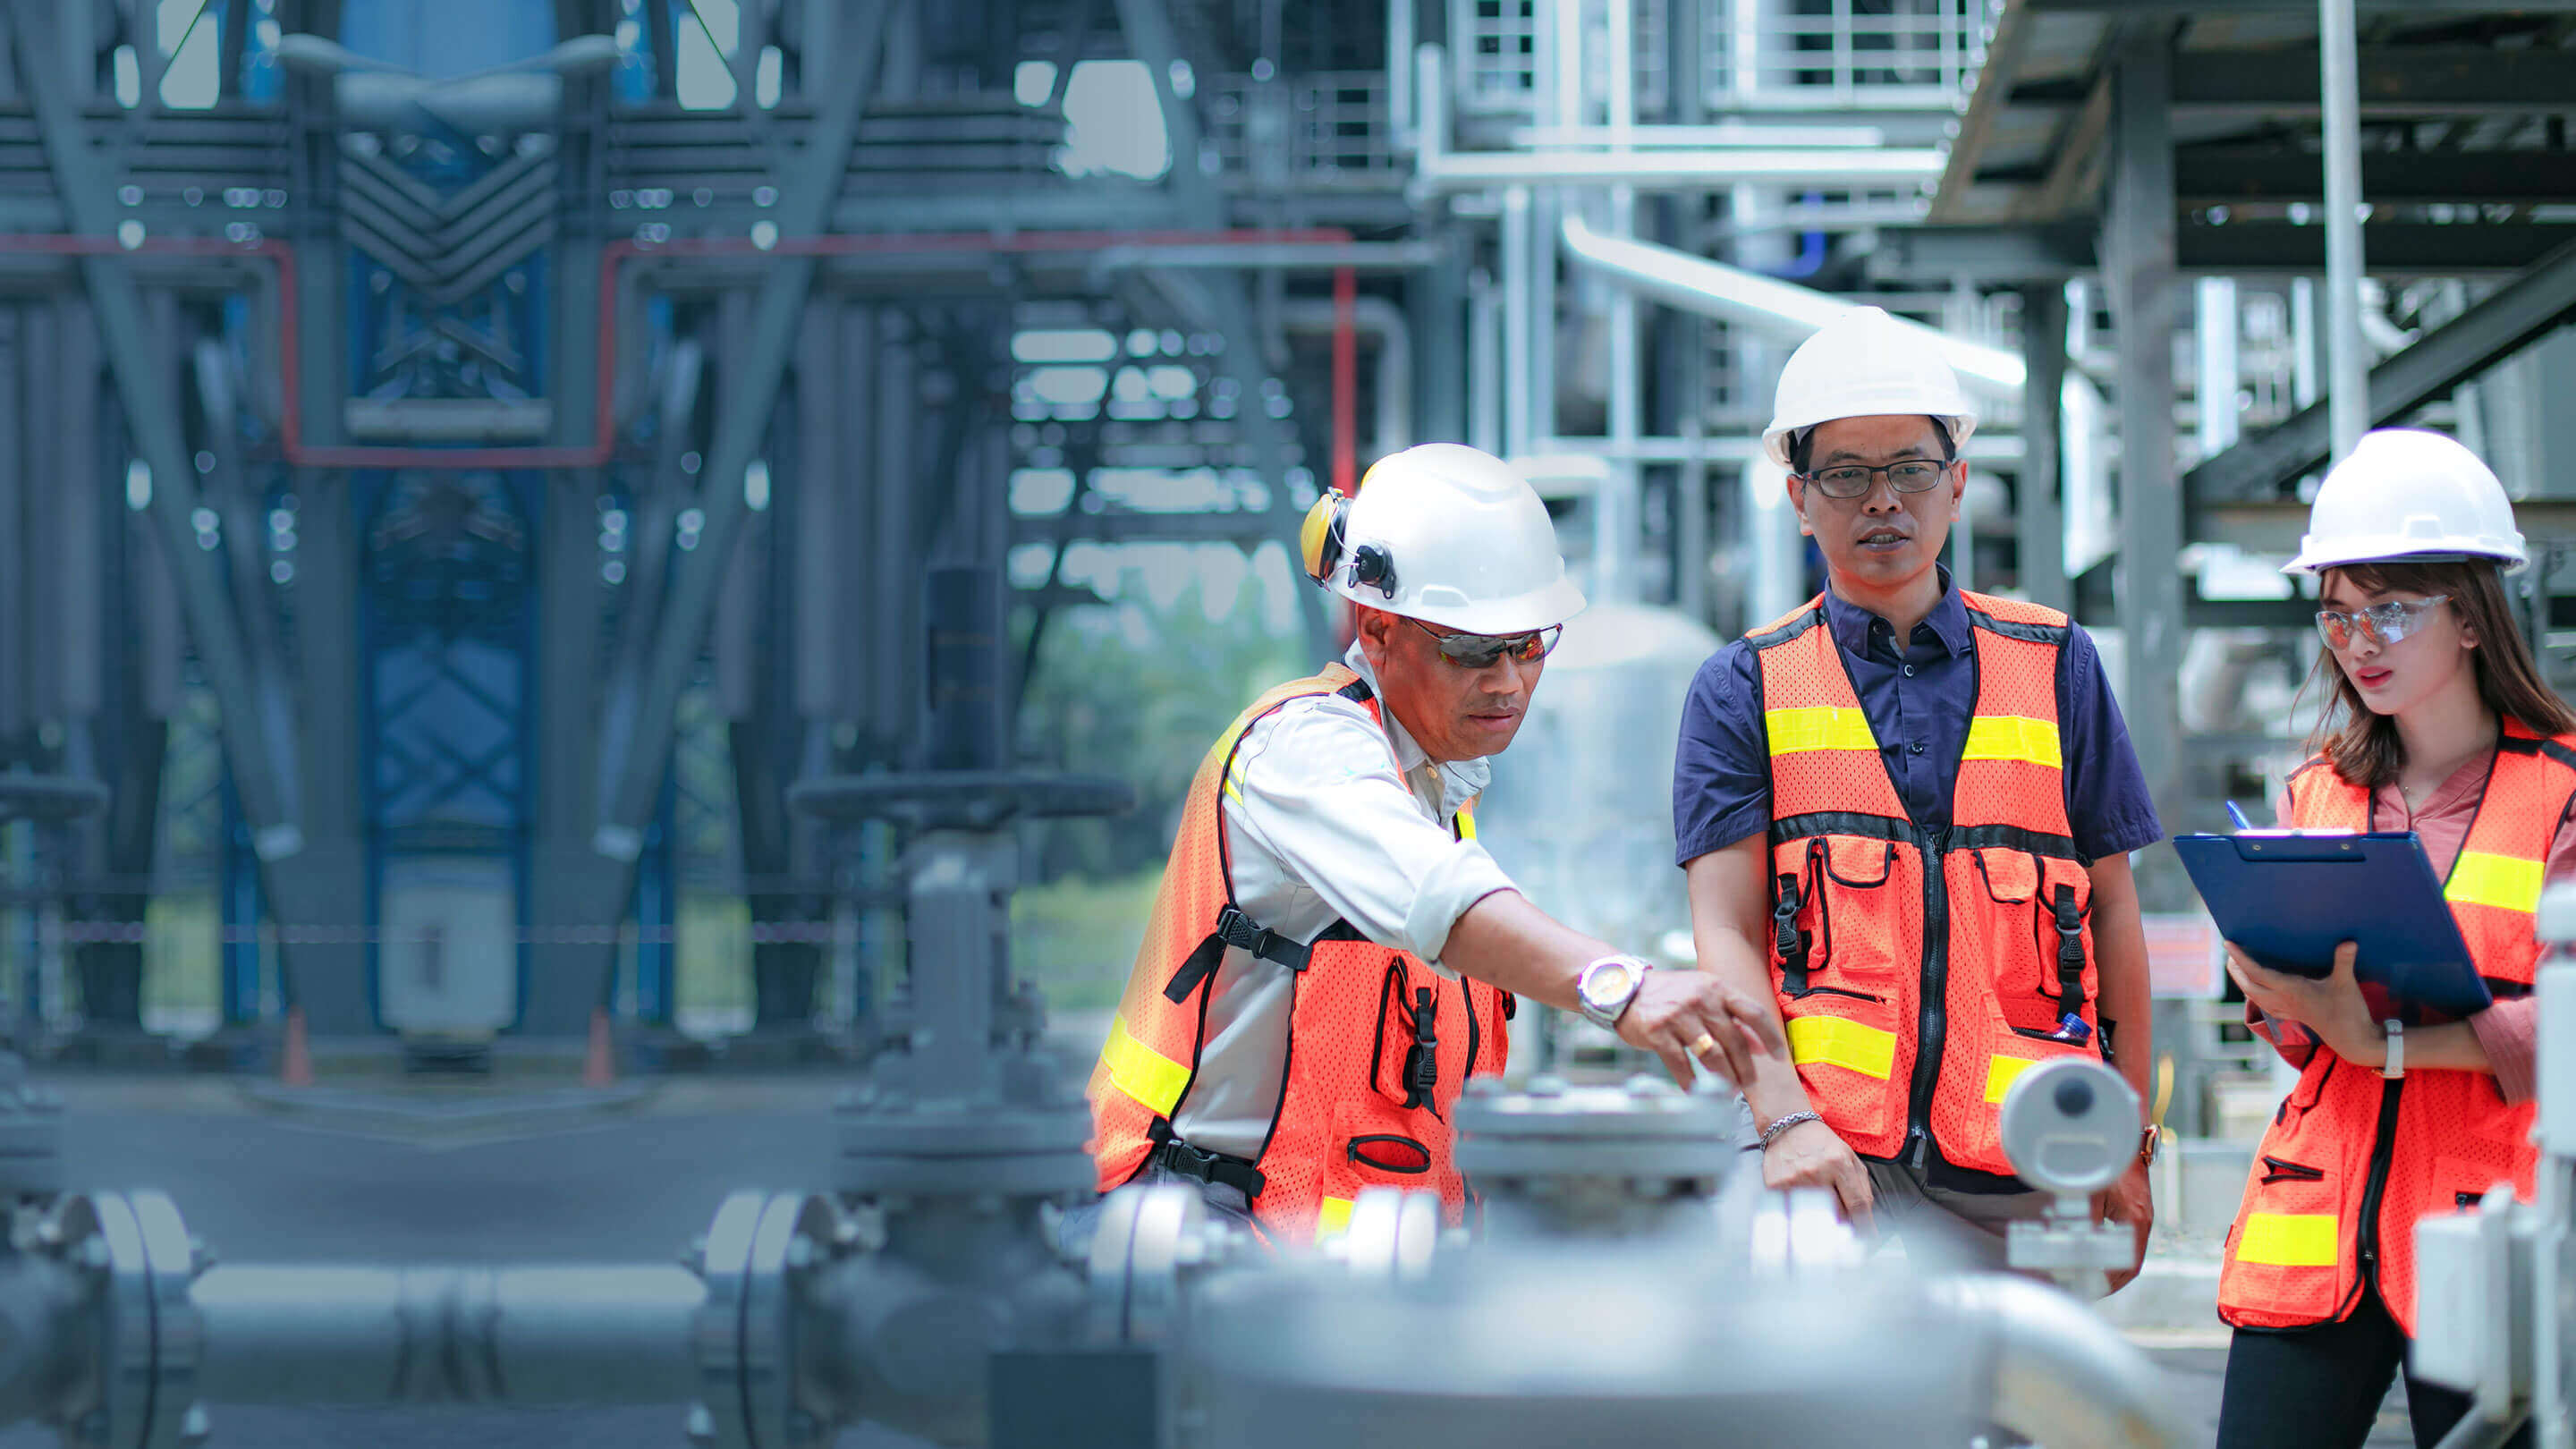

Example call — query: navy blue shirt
[1673,574,2163,866]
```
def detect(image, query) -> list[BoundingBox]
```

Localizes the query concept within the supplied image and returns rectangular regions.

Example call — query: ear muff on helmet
[1298,488,1399,599]
[1300,488,1348,583]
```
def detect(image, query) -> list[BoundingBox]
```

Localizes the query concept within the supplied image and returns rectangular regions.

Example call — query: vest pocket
[1968,848,2095,1037]
[2220,1122,2352,1328]
[1347,1134,1433,1174]
[1772,835,1904,1001]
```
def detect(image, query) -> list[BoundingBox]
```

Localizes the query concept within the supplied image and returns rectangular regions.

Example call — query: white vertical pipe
[1470,270,1504,457]
[1748,455,1801,625]
[2196,276,2241,456]
[1553,0,1583,130]
[2321,0,2368,459]
[1389,0,1415,146]
[1503,185,1534,458]
[2290,276,2320,410]
[1602,0,1639,602]
[1530,191,1558,453]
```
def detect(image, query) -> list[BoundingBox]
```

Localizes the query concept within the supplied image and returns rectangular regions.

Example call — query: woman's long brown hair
[2306,558,2576,788]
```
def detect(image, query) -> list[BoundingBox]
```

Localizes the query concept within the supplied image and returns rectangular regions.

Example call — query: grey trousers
[1860,1158,2054,1275]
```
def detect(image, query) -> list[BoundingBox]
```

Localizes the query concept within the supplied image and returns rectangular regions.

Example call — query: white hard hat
[1762,306,1979,469]
[2284,428,2526,575]
[1299,443,1588,635]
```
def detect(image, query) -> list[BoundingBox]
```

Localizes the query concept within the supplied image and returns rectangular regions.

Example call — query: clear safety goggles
[2315,594,2451,652]
[1410,620,1563,670]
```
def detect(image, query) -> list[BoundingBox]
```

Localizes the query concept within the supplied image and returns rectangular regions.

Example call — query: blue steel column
[2105,27,2183,821]
[564,0,894,1038]
[527,41,614,1034]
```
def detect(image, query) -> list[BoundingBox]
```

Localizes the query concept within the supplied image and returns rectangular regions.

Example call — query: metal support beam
[1869,225,2576,285]
[2104,26,2184,815]
[2175,149,2576,206]
[2019,284,2069,613]
[2185,235,2576,511]
[582,0,892,1030]
[2161,47,2576,116]
[2321,0,2368,462]
[276,222,370,1035]
[10,4,301,857]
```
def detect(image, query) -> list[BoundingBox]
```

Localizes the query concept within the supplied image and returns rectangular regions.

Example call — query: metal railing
[1704,0,2002,112]
[1448,0,2001,122]
[1205,72,1403,183]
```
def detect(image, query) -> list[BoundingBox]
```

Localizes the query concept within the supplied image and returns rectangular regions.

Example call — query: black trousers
[2217,1283,2533,1449]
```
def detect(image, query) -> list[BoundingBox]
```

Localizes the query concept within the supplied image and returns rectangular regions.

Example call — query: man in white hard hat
[1673,308,2161,1286]
[1089,443,1781,1244]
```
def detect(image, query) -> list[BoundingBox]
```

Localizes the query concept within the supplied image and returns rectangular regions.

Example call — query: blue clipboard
[2172,831,2494,1018]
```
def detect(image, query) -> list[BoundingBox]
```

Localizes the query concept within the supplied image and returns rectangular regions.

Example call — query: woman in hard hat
[2216,429,2571,1449]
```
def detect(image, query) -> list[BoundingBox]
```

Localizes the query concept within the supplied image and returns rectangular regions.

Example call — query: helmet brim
[1337,575,1589,636]
[2283,539,2529,576]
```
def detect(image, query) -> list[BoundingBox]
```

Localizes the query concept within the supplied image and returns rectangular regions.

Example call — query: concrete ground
[1,1069,2420,1449]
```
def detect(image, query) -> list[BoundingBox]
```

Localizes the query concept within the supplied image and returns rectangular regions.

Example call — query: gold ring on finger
[1688,1032,1718,1056]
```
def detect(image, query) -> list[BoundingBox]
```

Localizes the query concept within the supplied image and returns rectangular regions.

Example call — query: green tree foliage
[1017,569,1312,885]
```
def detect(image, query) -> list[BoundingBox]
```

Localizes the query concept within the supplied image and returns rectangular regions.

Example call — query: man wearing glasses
[1672,308,2161,1288]
[1089,443,1780,1244]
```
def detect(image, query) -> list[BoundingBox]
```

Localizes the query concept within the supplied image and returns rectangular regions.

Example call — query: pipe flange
[691,1190,769,1449]
[60,1190,198,1449]
[739,1193,840,1449]
[1328,1188,1440,1284]
[1084,1183,1208,1346]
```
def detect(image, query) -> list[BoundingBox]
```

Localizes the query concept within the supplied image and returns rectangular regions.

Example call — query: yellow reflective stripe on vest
[1962,715,2063,770]
[2237,1212,2341,1267]
[1454,802,1477,841]
[2448,850,2545,915]
[1786,1015,1896,1080]
[1317,1196,1356,1241]
[1099,1013,1191,1116]
[1767,707,1879,757]
[1984,1055,2043,1104]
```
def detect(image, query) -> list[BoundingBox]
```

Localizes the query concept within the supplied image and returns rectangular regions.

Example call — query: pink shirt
[2250,750,2576,1104]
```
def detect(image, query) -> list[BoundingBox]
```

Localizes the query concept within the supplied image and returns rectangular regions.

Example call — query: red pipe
[0,226,1360,473]
[1331,264,1357,495]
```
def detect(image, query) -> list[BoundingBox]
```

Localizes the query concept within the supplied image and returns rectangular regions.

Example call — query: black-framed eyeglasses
[2316,595,2451,652]
[1797,458,1951,500]
[1409,619,1563,669]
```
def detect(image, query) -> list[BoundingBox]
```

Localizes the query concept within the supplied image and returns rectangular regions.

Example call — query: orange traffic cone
[582,1007,614,1088]
[280,1006,313,1088]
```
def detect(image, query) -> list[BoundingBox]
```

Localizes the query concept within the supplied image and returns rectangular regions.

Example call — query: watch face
[1584,962,1633,1007]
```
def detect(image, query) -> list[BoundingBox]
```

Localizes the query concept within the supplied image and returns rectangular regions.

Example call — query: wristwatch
[1575,954,1653,1030]
[2381,1018,2405,1080]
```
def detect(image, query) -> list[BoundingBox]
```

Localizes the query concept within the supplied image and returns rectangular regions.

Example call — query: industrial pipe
[1556,214,2026,394]
[1418,148,1947,192]
[1933,1274,2195,1449]
[1281,295,1412,469]
[190,1265,704,1405]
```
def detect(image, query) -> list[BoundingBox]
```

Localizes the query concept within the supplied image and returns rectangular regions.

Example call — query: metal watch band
[1758,1110,1822,1149]
[1576,955,1649,1030]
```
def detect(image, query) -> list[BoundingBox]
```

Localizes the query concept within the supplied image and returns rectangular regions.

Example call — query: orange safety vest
[2216,724,2573,1336]
[1752,589,2104,1181]
[1086,664,1513,1244]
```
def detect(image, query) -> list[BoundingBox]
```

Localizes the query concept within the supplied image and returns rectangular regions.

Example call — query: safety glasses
[1798,458,1951,500]
[2315,595,2451,652]
[1410,620,1563,670]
